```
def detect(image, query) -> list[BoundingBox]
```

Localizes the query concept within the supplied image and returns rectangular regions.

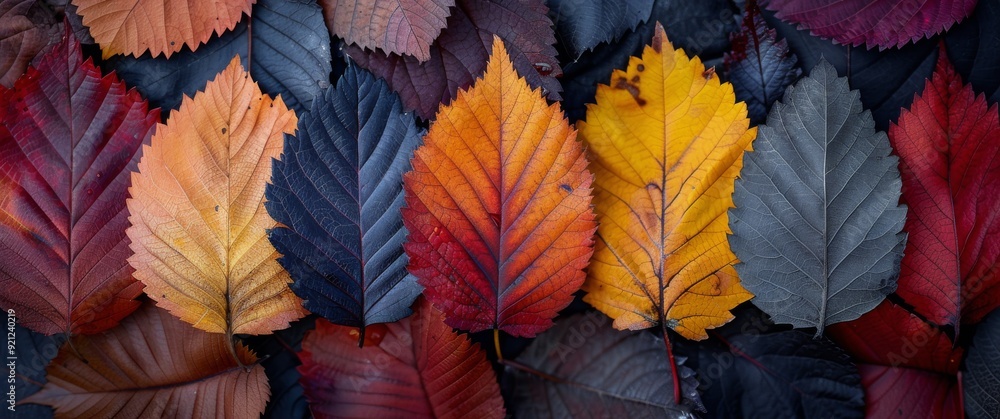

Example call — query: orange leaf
[24,302,268,418]
[72,0,253,58]
[126,56,306,336]
[402,37,596,337]
[579,24,755,340]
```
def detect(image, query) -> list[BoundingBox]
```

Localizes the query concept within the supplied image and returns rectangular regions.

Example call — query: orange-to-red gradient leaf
[298,297,504,418]
[0,28,155,336]
[888,46,1000,334]
[24,302,269,418]
[402,37,596,337]
[579,24,755,340]
[72,0,254,59]
[126,56,306,336]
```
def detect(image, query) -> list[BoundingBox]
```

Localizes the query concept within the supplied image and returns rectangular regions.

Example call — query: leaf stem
[493,328,503,362]
[226,329,247,371]
[660,322,682,405]
[500,358,564,384]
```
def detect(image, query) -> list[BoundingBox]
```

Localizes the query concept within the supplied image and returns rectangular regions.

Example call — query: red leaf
[827,301,963,375]
[298,298,505,418]
[765,0,977,49]
[346,0,561,119]
[856,365,961,418]
[888,46,1000,334]
[401,39,595,337]
[0,28,157,335]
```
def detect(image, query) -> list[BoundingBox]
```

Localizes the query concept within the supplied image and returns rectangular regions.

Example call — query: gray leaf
[728,59,906,335]
[508,312,698,418]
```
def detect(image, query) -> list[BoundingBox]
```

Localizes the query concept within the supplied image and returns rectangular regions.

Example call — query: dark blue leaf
[724,2,801,125]
[245,316,316,419]
[105,0,333,113]
[547,0,653,59]
[11,324,63,418]
[265,66,423,338]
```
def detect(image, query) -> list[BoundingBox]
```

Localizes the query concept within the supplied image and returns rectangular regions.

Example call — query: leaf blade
[298,298,504,418]
[728,59,907,333]
[580,24,755,340]
[402,37,595,337]
[321,0,454,60]
[0,29,156,335]
[266,66,423,330]
[126,56,306,335]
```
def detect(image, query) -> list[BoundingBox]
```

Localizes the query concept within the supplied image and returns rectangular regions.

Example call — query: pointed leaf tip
[127,56,306,336]
[580,25,754,340]
[403,35,595,337]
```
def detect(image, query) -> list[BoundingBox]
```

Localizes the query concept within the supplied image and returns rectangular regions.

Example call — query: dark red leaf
[346,0,561,119]
[827,301,963,375]
[856,365,961,418]
[298,298,504,418]
[888,46,1000,334]
[0,28,157,335]
[764,0,977,49]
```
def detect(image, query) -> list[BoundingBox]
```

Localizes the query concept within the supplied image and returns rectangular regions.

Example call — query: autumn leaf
[298,297,505,418]
[266,66,423,340]
[728,59,907,335]
[72,0,253,58]
[402,37,595,337]
[0,0,60,87]
[857,365,961,418]
[0,28,155,336]
[126,56,306,337]
[347,0,562,119]
[724,0,801,125]
[24,302,269,418]
[764,0,977,49]
[888,47,1000,335]
[109,0,334,113]
[507,312,699,417]
[580,24,754,340]
[320,0,454,61]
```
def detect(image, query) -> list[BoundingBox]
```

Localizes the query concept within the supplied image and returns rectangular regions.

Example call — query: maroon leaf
[827,301,963,375]
[856,365,961,418]
[346,0,561,119]
[320,0,454,60]
[0,0,60,87]
[0,28,157,335]
[298,298,505,418]
[764,0,977,49]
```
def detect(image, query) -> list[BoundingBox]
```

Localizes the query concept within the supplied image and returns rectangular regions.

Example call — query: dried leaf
[24,303,269,418]
[266,66,422,335]
[580,24,754,340]
[0,29,155,335]
[298,298,504,418]
[402,37,595,337]
[126,56,306,336]
[72,0,253,58]
[729,59,906,334]
[320,0,454,60]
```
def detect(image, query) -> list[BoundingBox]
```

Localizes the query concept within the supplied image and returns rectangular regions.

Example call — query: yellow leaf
[126,56,306,336]
[580,24,755,340]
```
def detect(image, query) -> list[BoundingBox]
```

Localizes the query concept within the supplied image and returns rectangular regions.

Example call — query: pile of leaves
[2,0,999,417]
